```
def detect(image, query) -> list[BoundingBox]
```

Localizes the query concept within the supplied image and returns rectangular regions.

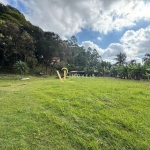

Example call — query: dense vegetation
[0,3,150,79]
[0,3,102,75]
[110,53,150,80]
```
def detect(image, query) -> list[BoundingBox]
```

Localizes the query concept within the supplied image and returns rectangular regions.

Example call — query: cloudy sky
[1,0,150,63]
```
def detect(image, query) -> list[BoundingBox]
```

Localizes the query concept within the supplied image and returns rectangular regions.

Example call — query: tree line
[0,3,150,80]
[0,3,103,75]
[110,53,150,80]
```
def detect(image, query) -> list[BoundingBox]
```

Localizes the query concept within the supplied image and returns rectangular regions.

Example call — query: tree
[110,66,118,77]
[0,19,20,65]
[129,63,149,80]
[0,19,36,68]
[118,65,129,79]
[69,36,78,65]
[91,49,101,65]
[71,35,77,45]
[115,52,126,66]
[143,53,150,65]
[20,31,36,67]
[75,50,86,67]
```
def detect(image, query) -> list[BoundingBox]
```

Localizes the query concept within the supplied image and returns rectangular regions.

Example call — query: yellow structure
[56,70,63,81]
[56,68,68,81]
[62,68,68,80]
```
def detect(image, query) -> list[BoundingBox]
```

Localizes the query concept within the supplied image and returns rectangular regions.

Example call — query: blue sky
[77,18,150,49]
[1,0,150,63]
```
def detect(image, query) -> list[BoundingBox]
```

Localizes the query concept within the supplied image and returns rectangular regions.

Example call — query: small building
[69,71,85,76]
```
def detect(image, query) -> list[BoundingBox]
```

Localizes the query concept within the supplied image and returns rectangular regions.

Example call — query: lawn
[0,75,150,150]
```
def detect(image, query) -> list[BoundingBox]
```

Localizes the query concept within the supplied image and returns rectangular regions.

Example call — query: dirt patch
[18,84,26,86]
[98,98,112,105]
[1,85,11,87]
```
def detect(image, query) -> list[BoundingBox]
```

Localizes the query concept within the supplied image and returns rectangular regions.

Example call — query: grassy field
[0,75,150,150]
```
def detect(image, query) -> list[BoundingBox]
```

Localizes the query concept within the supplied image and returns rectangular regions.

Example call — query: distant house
[51,57,60,64]
[69,71,85,76]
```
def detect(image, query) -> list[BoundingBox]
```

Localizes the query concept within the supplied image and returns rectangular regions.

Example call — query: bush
[13,61,29,78]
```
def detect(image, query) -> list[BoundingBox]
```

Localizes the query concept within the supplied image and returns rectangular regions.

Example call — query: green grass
[0,75,150,150]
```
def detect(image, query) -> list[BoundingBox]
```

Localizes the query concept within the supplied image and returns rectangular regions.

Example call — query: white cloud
[120,26,150,55]
[81,41,103,54]
[126,56,143,64]
[16,0,87,36]
[86,0,150,34]
[102,43,126,57]
[103,58,116,64]
[97,37,102,41]
[81,26,150,63]
[103,26,150,62]
[0,0,9,5]
[3,0,150,36]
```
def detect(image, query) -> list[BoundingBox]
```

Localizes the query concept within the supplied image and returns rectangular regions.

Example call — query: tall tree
[69,36,78,65]
[0,19,20,65]
[115,52,127,66]
[20,31,36,67]
[143,53,150,65]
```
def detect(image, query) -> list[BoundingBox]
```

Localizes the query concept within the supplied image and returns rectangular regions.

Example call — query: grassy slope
[0,76,150,150]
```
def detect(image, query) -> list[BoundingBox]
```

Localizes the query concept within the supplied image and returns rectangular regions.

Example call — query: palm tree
[115,52,127,66]
[129,63,149,80]
[110,66,118,77]
[118,65,129,79]
[143,53,150,65]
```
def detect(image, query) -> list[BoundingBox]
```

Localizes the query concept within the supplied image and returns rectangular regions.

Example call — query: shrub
[13,61,29,78]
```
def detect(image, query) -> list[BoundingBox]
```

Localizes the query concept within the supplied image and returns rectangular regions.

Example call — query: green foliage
[129,63,148,80]
[112,53,150,80]
[118,65,129,79]
[7,11,25,21]
[143,72,150,80]
[143,53,150,65]
[13,61,29,76]
[110,66,118,77]
[84,66,95,75]
[0,3,8,14]
[115,52,126,66]
[96,61,112,76]
[7,4,23,15]
[0,3,28,26]
[0,13,20,25]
